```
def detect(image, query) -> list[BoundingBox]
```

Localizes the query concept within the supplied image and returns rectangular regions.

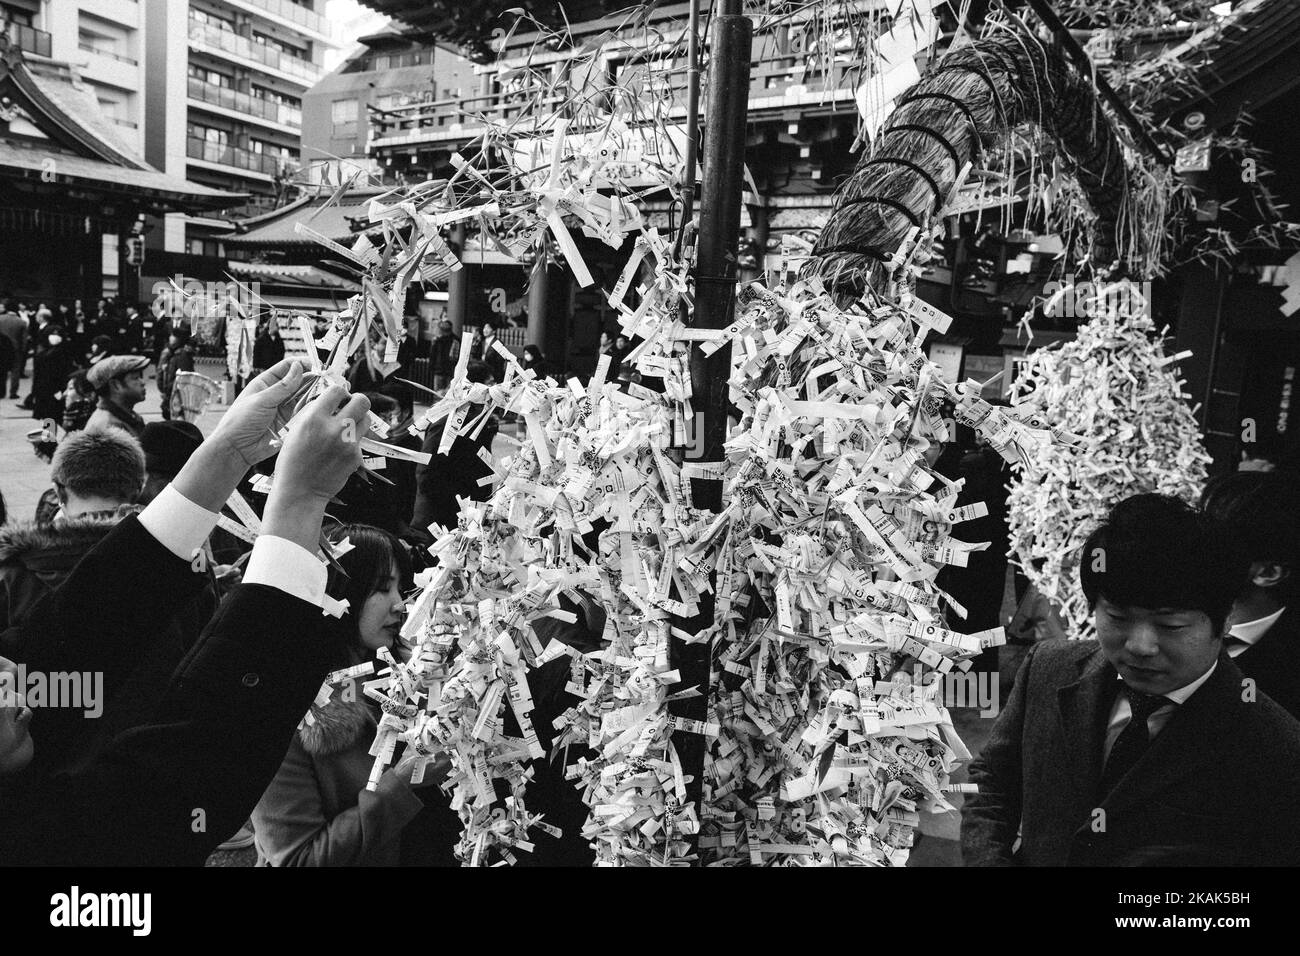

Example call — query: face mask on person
[47,334,63,346]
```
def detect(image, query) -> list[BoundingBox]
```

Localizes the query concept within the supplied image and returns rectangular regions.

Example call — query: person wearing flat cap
[84,354,150,439]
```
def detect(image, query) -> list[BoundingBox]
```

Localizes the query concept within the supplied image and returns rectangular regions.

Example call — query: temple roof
[0,34,244,213]
[225,187,389,247]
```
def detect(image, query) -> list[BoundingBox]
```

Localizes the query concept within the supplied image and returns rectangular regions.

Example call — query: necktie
[1099,687,1173,798]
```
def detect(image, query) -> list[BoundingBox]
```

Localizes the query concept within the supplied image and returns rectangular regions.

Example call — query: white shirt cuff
[243,535,326,607]
[138,484,221,562]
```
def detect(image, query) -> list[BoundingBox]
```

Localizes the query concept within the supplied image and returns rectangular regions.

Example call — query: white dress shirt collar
[1228,606,1287,649]
[1113,660,1218,704]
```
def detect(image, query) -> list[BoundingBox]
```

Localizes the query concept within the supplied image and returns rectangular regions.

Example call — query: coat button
[241,673,260,688]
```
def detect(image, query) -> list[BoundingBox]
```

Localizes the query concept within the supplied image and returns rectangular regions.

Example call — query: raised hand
[273,384,369,506]
[207,359,309,467]
[170,360,310,513]
[261,385,370,553]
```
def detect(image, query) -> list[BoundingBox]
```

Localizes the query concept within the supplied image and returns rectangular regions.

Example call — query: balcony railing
[368,50,860,146]
[79,42,139,65]
[188,77,302,128]
[218,195,286,220]
[188,20,322,84]
[6,22,52,58]
[238,0,329,38]
[187,136,297,177]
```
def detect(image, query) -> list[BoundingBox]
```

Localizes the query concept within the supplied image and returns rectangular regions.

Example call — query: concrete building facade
[145,0,332,261]
[300,26,476,186]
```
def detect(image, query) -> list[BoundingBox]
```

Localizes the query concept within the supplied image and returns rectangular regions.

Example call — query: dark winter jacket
[0,509,135,631]
[0,515,337,865]
[157,343,195,395]
[31,339,74,421]
[429,334,458,375]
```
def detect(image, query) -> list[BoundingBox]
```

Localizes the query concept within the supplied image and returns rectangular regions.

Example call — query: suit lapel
[1055,648,1117,807]
[1101,653,1241,814]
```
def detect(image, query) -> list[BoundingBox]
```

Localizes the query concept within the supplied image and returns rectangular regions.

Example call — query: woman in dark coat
[31,324,75,421]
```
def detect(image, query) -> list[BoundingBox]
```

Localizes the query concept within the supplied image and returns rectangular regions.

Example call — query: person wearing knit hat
[85,354,150,439]
[139,420,203,504]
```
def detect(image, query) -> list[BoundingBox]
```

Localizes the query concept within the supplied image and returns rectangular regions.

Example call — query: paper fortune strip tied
[357,259,1063,866]
[1006,283,1211,640]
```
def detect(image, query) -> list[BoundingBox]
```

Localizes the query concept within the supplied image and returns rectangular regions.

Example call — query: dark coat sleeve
[0,515,208,766]
[961,640,1039,866]
[3,582,335,866]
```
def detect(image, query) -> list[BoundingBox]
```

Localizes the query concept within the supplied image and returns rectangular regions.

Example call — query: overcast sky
[324,0,391,72]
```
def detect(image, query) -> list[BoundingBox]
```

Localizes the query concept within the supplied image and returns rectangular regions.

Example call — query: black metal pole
[668,0,751,860]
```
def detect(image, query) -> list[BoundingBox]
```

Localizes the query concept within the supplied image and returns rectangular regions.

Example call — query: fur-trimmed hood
[0,507,139,578]
[297,678,377,757]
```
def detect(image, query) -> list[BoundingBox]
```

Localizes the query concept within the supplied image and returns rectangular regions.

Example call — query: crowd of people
[0,308,1297,866]
[0,297,200,436]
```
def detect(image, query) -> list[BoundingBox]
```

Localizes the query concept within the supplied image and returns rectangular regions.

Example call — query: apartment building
[144,0,333,264]
[300,25,476,186]
[1,0,332,298]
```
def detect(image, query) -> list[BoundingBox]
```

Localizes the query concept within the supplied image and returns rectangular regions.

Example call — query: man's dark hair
[1079,493,1248,634]
[50,429,146,505]
[1201,471,1300,602]
[466,360,492,385]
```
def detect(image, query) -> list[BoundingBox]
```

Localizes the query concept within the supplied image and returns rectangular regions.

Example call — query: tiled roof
[0,141,236,203]
[226,190,388,246]
[0,46,244,209]
[1154,0,1300,129]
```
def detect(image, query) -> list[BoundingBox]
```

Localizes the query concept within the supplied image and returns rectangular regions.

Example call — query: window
[188,237,223,257]
[331,99,358,123]
[188,65,232,87]
[190,8,235,31]
[252,86,300,108]
[188,123,229,146]
[332,97,358,134]
[1,6,33,27]
[254,32,308,60]
[250,139,297,162]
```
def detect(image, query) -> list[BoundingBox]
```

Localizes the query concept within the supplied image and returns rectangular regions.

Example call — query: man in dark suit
[0,360,371,864]
[1201,471,1299,719]
[963,493,1300,866]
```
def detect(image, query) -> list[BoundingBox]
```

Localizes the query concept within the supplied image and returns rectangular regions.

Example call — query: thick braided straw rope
[806,31,1130,294]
